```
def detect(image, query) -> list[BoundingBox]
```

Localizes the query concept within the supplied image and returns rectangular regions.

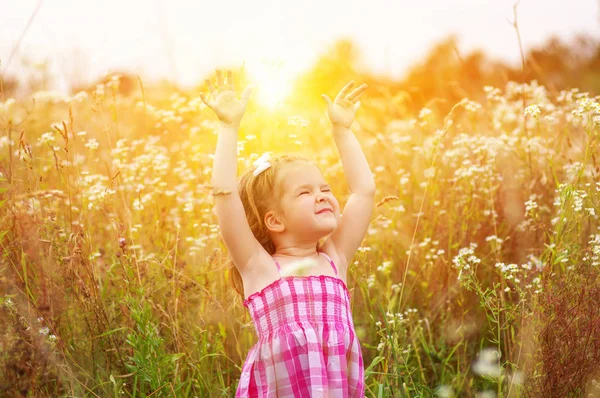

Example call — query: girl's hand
[321,81,367,129]
[199,69,253,127]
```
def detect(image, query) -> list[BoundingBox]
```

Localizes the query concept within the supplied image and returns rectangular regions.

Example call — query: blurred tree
[71,70,140,97]
[287,32,600,122]
[289,39,361,109]
[0,74,19,98]
[401,35,462,111]
[387,33,600,115]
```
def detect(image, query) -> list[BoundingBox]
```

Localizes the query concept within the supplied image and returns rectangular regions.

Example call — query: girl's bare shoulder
[319,239,348,275]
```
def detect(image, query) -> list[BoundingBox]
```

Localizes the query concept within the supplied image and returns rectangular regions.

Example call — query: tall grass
[0,75,599,397]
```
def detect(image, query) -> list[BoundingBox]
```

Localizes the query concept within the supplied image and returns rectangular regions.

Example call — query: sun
[244,58,296,110]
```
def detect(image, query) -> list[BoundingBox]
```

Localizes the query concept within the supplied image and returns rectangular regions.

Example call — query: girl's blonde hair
[229,154,319,296]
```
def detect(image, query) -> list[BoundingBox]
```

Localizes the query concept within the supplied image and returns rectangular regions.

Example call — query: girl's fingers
[206,79,218,97]
[347,84,368,102]
[321,94,333,106]
[226,70,235,90]
[216,70,225,87]
[335,97,353,109]
[199,92,213,109]
[337,81,355,100]
[240,85,253,106]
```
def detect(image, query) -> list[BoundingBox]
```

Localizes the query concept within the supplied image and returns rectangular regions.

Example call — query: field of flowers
[1,72,599,397]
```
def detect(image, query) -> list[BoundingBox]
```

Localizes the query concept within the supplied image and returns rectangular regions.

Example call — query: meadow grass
[0,76,599,397]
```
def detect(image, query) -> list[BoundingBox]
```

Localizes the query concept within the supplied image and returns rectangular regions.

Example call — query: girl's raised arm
[200,70,261,271]
[321,81,376,270]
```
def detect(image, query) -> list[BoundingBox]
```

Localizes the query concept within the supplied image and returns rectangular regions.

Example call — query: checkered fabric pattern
[236,252,365,397]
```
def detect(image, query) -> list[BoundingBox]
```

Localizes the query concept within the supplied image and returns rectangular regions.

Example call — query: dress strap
[318,251,338,276]
[273,258,281,275]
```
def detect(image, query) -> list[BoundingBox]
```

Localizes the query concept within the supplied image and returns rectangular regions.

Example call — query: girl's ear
[264,210,285,233]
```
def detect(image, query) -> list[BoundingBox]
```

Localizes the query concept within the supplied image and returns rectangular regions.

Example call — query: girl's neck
[272,244,320,259]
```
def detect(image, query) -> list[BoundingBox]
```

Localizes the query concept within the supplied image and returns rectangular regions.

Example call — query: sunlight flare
[245,57,297,109]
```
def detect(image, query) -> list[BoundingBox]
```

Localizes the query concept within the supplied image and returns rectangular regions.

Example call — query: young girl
[200,69,375,397]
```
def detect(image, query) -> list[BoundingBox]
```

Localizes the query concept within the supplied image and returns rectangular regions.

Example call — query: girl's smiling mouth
[316,208,333,214]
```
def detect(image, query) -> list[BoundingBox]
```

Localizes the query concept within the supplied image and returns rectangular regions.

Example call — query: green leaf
[170,353,185,362]
[365,355,385,381]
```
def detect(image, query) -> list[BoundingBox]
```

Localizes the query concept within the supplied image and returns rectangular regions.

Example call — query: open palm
[322,81,368,129]
[199,69,252,126]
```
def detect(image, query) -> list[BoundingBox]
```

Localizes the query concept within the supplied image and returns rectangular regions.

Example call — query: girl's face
[274,162,340,240]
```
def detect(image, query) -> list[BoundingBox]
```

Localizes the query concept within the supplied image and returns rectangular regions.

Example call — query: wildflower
[510,371,524,386]
[93,84,105,101]
[524,195,539,216]
[464,100,482,113]
[472,348,502,377]
[133,199,143,211]
[376,261,393,275]
[4,298,14,310]
[467,255,481,264]
[583,234,600,266]
[452,243,479,281]
[107,74,121,92]
[287,116,310,127]
[485,235,504,245]
[524,104,541,118]
[417,238,431,248]
[419,107,432,119]
[38,132,55,145]
[32,90,63,103]
[424,167,436,178]
[366,274,375,288]
[436,385,455,398]
[392,204,406,213]
[73,91,88,102]
[85,138,99,150]
[0,98,15,114]
[89,251,102,260]
[527,254,544,270]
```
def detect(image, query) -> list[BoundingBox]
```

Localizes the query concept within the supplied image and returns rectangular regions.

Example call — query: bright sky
[1,0,599,92]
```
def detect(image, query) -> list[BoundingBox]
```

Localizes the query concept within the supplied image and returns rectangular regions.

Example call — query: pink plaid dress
[236,251,365,397]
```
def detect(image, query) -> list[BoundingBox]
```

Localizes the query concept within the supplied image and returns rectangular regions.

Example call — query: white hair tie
[252,153,272,176]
